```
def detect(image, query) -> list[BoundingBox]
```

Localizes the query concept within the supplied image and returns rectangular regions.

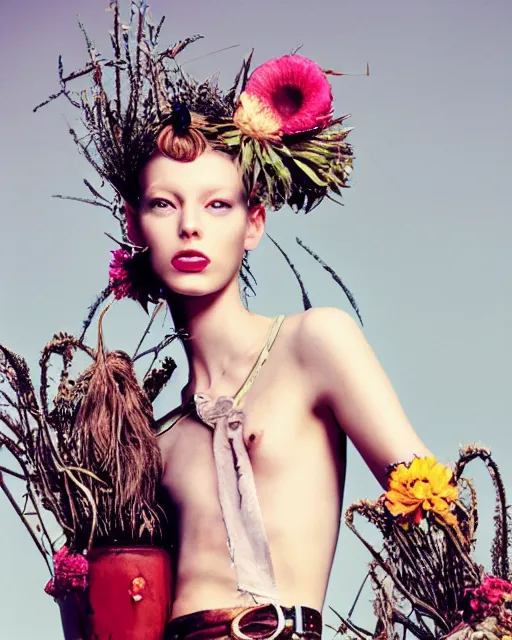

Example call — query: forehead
[139,150,245,196]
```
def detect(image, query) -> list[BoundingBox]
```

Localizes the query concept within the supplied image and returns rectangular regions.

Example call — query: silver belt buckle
[231,603,286,640]
[293,606,303,635]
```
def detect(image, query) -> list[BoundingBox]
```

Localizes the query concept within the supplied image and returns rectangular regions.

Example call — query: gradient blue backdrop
[0,1,511,637]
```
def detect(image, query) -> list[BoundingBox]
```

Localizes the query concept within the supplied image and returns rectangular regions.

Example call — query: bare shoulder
[281,306,368,405]
[297,306,359,336]
[153,404,191,464]
[154,404,187,436]
[288,306,363,368]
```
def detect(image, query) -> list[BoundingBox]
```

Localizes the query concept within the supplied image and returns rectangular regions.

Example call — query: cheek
[139,217,171,251]
[219,222,249,270]
[221,212,249,246]
[126,217,137,244]
[136,222,174,277]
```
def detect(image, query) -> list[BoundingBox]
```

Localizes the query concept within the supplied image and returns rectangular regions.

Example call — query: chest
[158,379,313,510]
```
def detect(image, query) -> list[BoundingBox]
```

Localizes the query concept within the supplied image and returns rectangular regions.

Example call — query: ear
[244,203,266,251]
[124,200,144,246]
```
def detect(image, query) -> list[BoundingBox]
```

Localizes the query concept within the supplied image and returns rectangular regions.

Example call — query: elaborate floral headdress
[36,0,363,320]
[36,2,353,214]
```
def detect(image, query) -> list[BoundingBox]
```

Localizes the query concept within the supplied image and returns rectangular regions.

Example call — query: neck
[166,279,274,402]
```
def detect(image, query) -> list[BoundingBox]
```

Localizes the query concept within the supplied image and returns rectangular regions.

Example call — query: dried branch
[454,445,510,580]
[296,237,363,325]
[266,233,312,310]
[0,474,51,572]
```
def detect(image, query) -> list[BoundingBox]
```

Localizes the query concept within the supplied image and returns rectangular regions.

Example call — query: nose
[178,205,202,239]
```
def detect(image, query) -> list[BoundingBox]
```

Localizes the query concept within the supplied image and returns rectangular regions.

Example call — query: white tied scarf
[194,393,279,605]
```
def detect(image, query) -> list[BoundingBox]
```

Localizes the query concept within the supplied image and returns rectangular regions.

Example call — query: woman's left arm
[296,307,431,488]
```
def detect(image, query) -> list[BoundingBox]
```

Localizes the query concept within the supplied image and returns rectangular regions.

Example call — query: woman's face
[128,149,264,297]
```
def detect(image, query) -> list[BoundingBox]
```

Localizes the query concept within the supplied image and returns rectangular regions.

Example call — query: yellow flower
[233,92,282,142]
[385,456,458,527]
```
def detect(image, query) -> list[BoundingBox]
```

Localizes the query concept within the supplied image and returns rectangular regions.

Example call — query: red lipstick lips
[171,250,210,273]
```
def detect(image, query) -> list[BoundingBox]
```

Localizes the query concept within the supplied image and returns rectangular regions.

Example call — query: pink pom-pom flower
[240,55,333,136]
[465,575,512,624]
[109,248,140,301]
[44,546,89,598]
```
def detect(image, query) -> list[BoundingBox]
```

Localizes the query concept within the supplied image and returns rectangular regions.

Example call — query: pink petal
[245,55,333,135]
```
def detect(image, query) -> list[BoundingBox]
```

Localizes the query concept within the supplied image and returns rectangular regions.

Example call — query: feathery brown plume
[70,309,163,549]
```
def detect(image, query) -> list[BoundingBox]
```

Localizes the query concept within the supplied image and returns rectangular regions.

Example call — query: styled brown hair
[156,113,210,163]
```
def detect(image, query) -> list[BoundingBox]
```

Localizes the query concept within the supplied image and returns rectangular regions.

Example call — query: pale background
[0,0,511,637]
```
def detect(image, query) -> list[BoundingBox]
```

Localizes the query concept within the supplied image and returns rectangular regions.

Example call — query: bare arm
[297,307,431,488]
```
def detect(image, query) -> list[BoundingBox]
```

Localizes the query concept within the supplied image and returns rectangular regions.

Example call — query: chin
[162,275,229,299]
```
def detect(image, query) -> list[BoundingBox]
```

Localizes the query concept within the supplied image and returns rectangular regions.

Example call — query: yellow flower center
[233,92,282,142]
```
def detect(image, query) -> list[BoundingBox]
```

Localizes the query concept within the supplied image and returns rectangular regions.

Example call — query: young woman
[132,137,431,639]
[32,3,430,638]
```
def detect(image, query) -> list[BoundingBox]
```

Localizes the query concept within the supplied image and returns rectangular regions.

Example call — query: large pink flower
[243,55,333,135]
[44,546,89,598]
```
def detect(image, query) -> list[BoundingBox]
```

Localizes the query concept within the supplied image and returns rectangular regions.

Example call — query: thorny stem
[24,478,56,558]
[0,465,25,481]
[140,336,180,377]
[296,237,363,325]
[345,505,450,632]
[0,432,25,460]
[329,606,372,639]
[412,610,433,637]
[0,411,24,442]
[62,468,98,553]
[441,521,481,584]
[392,610,432,639]
[455,447,510,579]
[0,476,52,573]
[347,570,370,619]
[266,233,312,310]
[132,301,165,359]
[2,437,59,559]
[113,0,122,115]
[393,525,440,605]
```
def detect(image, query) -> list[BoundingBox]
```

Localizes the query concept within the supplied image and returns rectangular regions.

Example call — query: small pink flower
[44,546,88,598]
[108,249,140,301]
[244,55,333,135]
[465,575,512,623]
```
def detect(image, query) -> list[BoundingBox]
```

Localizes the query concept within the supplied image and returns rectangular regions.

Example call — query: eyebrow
[143,185,241,201]
[201,187,233,199]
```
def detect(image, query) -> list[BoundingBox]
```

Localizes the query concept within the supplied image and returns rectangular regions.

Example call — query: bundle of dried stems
[0,305,179,575]
[333,446,512,639]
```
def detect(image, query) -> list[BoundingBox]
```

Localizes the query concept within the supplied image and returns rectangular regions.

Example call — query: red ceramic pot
[60,545,173,640]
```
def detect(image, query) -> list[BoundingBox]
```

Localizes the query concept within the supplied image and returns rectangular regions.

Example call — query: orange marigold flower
[385,456,458,527]
[233,92,282,142]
